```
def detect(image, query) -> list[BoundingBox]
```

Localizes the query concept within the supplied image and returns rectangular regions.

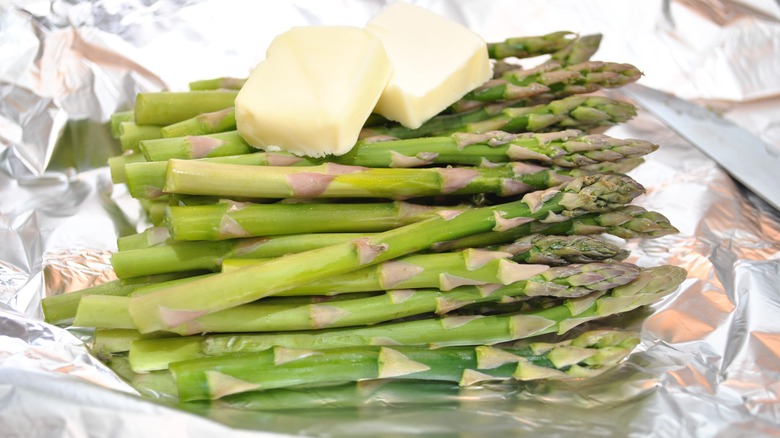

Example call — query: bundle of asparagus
[43,31,686,406]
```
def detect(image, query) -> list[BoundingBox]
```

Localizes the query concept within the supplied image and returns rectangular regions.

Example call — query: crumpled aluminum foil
[2,0,779,436]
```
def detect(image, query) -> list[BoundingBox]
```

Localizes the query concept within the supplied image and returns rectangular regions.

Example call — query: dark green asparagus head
[499,234,630,265]
[522,173,645,216]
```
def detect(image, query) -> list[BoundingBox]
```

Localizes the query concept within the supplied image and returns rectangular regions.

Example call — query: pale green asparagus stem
[110,110,134,138]
[111,233,367,278]
[119,122,163,151]
[108,151,147,184]
[161,107,237,138]
[189,77,247,91]
[140,131,253,161]
[165,201,469,241]
[134,90,238,125]
[124,151,316,200]
[162,160,576,200]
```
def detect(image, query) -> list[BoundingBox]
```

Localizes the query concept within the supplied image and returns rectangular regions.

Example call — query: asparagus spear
[337,129,657,168]
[108,151,146,184]
[124,130,655,200]
[110,205,671,279]
[139,131,254,161]
[93,329,174,356]
[189,77,247,91]
[162,160,575,200]
[41,272,201,325]
[219,249,544,291]
[119,122,162,151]
[165,201,469,241]
[488,31,576,59]
[160,107,237,138]
[458,61,641,108]
[433,205,678,251]
[134,90,238,125]
[110,233,366,278]
[75,262,641,334]
[110,110,134,138]
[124,151,316,200]
[220,248,635,295]
[213,379,469,410]
[127,174,645,334]
[129,264,683,371]
[361,96,637,139]
[116,227,171,251]
[172,328,640,401]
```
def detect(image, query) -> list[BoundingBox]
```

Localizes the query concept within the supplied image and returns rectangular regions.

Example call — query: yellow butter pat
[235,26,392,157]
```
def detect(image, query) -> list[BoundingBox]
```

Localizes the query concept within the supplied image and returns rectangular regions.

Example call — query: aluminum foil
[2,0,780,436]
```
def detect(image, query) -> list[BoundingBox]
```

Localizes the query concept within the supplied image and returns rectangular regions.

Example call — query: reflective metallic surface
[1,0,779,436]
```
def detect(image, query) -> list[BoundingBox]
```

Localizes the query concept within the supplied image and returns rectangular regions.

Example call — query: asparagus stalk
[41,272,201,325]
[140,131,254,162]
[119,122,163,151]
[173,328,640,401]
[220,248,636,295]
[127,174,645,334]
[189,77,247,91]
[108,151,147,184]
[165,201,469,241]
[110,110,134,138]
[116,227,171,251]
[162,160,576,200]
[77,262,640,334]
[43,281,142,326]
[125,130,654,200]
[361,96,637,139]
[93,329,175,357]
[110,205,671,279]
[488,31,576,59]
[337,129,657,168]
[139,199,167,226]
[161,107,237,138]
[125,151,316,200]
[111,233,367,278]
[129,264,683,372]
[433,205,678,251]
[134,90,238,125]
[453,62,641,113]
[213,379,470,410]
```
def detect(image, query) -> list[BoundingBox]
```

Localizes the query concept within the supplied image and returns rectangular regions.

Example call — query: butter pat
[365,3,492,129]
[235,26,392,157]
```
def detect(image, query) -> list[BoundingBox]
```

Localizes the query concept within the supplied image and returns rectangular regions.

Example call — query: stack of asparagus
[42,31,686,407]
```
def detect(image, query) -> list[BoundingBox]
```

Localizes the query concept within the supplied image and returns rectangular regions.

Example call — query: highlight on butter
[235,26,393,158]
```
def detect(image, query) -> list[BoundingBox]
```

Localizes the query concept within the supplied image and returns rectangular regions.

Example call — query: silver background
[1,0,780,436]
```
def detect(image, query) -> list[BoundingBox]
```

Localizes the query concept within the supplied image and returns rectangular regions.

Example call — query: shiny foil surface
[2,0,780,436]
